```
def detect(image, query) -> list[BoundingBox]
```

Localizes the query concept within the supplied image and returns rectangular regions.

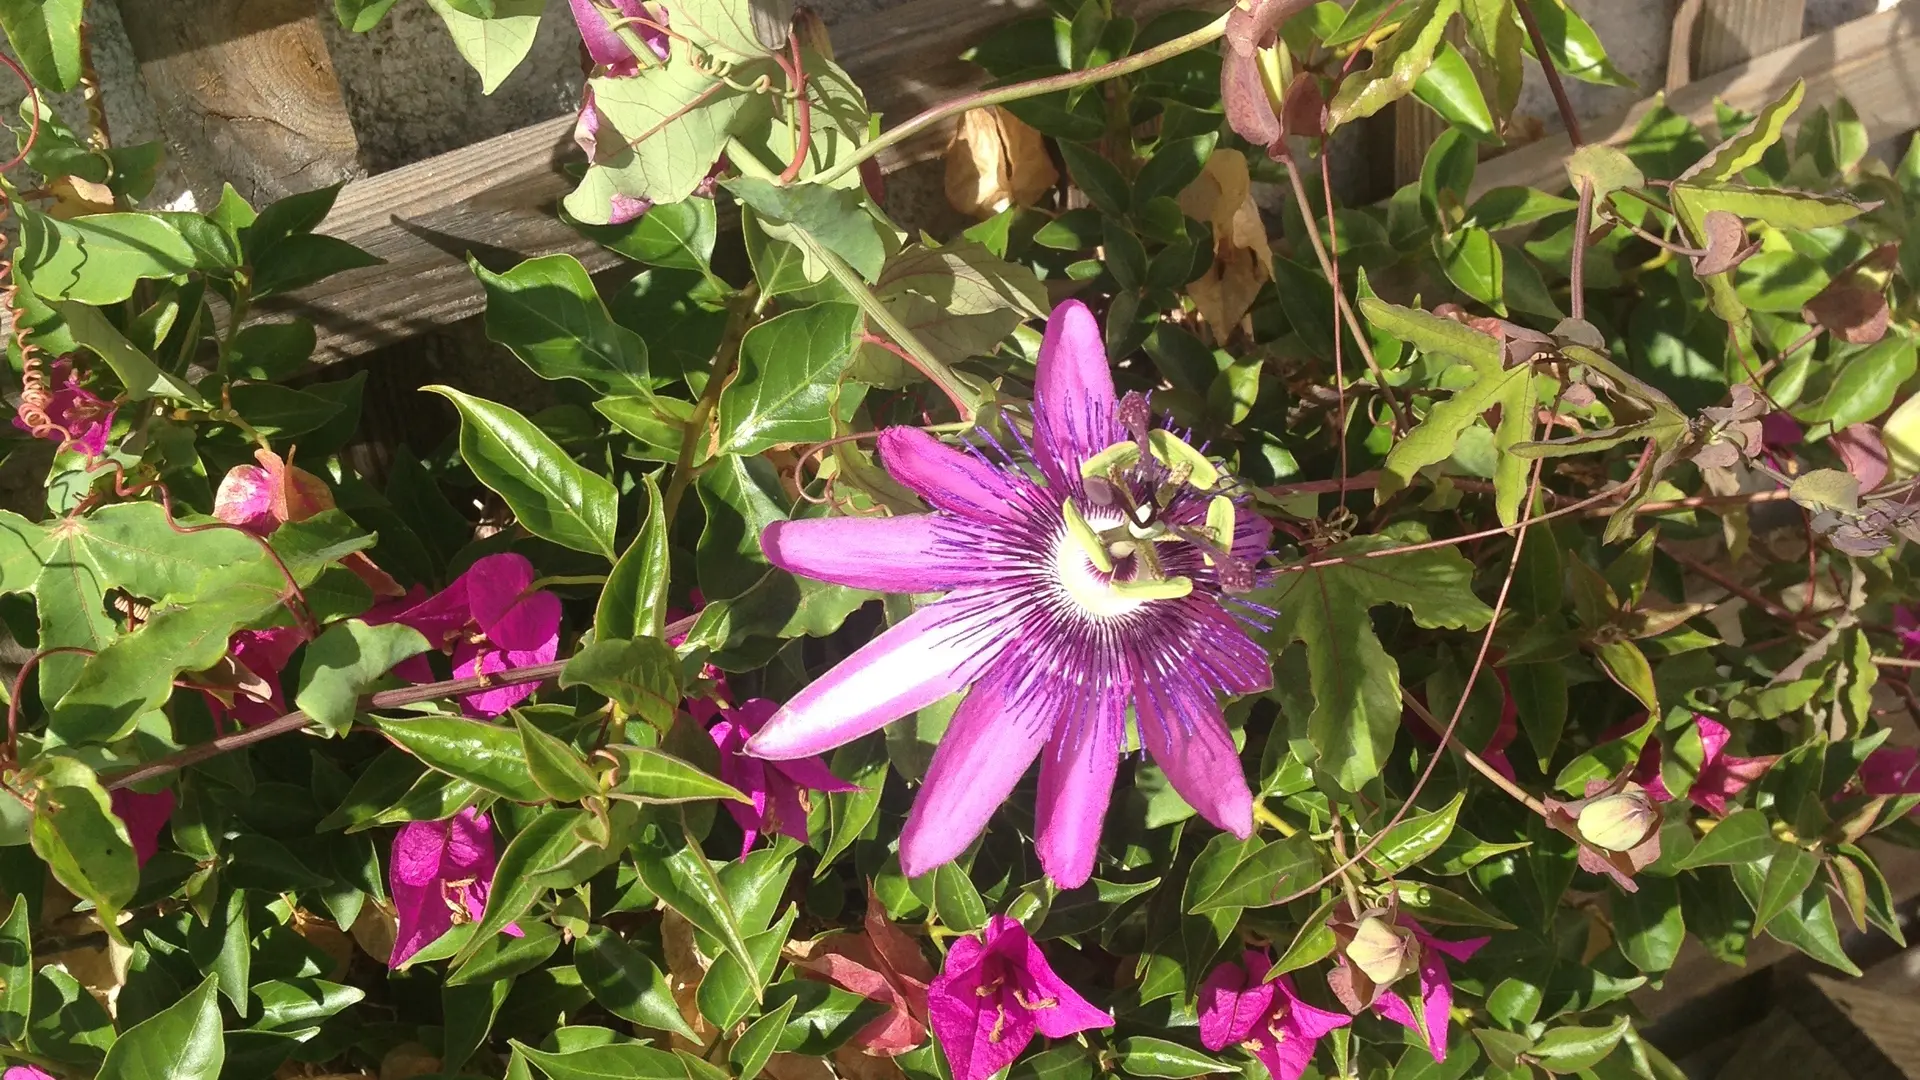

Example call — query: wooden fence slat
[114,0,361,205]
[267,0,1206,364]
[1473,1,1920,199]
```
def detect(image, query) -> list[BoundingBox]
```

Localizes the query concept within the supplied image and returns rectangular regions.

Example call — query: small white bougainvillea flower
[749,299,1274,887]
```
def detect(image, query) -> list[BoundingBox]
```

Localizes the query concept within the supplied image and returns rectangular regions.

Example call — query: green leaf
[427,385,619,559]
[730,996,796,1080]
[768,980,889,1054]
[716,301,862,455]
[96,975,224,1080]
[565,55,766,225]
[30,761,138,924]
[1751,843,1821,933]
[1369,792,1465,875]
[1328,0,1458,126]
[1613,875,1684,974]
[294,620,431,735]
[1257,531,1495,790]
[1389,880,1517,929]
[1412,42,1495,142]
[1057,142,1130,217]
[0,0,82,90]
[663,0,780,61]
[1438,226,1504,309]
[1593,639,1659,715]
[600,744,748,804]
[1357,297,1502,367]
[599,473,672,641]
[475,254,652,395]
[1555,713,1653,794]
[24,212,197,305]
[452,809,600,966]
[371,715,544,802]
[1506,661,1568,770]
[251,977,365,1030]
[1672,184,1866,232]
[855,241,1046,377]
[574,197,718,272]
[336,0,403,31]
[518,713,604,802]
[1797,334,1918,432]
[1565,145,1643,203]
[726,177,887,282]
[1520,0,1632,87]
[632,816,755,973]
[422,0,543,93]
[1115,1038,1230,1079]
[1466,187,1579,231]
[514,1040,689,1080]
[1530,1017,1629,1073]
[1188,834,1317,912]
[560,638,682,730]
[574,928,700,1040]
[0,893,32,1042]
[186,886,249,1008]
[54,301,207,405]
[1675,808,1773,868]
[818,736,886,873]
[926,862,988,931]
[1267,897,1339,977]
[695,454,789,600]
[1685,79,1805,185]
[697,906,797,1028]
[1380,328,1527,501]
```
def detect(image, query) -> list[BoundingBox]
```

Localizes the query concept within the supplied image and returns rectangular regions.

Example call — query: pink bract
[388,807,522,967]
[1198,950,1349,1080]
[14,359,116,456]
[375,553,561,717]
[705,697,858,858]
[110,787,176,867]
[927,915,1111,1080]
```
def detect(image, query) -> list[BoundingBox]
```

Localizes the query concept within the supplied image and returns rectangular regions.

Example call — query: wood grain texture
[1473,3,1920,199]
[1696,0,1808,78]
[266,0,1218,364]
[115,0,361,204]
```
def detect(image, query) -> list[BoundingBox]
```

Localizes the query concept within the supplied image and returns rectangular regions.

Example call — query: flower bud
[1577,791,1659,852]
[1345,915,1420,988]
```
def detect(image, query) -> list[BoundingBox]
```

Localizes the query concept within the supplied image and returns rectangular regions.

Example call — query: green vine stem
[796,227,989,416]
[815,11,1232,186]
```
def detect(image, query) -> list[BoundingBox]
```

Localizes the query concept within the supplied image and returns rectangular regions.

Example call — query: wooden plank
[267,0,1213,364]
[1696,0,1808,78]
[1471,2,1920,199]
[114,0,361,205]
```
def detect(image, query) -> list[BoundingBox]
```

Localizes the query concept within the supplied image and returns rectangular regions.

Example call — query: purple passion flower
[388,807,521,967]
[928,914,1112,1080]
[749,300,1273,888]
[1199,950,1350,1080]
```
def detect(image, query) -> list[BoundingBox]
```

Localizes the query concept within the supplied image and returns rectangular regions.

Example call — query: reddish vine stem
[4,647,97,769]
[1272,445,1651,577]
[1320,149,1352,498]
[775,32,812,185]
[1516,0,1584,147]
[1274,411,1556,906]
[859,333,974,417]
[1657,541,1809,630]
[1277,150,1412,435]
[103,615,701,791]
[1570,178,1594,321]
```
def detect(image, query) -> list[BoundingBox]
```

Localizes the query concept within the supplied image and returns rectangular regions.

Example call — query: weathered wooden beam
[1473,2,1920,199]
[114,0,361,205]
[268,0,1213,365]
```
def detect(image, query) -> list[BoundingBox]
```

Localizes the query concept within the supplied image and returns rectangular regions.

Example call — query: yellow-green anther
[1207,496,1235,545]
[1111,575,1194,601]
[1062,499,1113,573]
[1148,430,1219,490]
[1081,440,1141,480]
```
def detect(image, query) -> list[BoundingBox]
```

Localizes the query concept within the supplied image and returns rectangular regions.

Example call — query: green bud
[1346,915,1419,988]
[1577,791,1659,852]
